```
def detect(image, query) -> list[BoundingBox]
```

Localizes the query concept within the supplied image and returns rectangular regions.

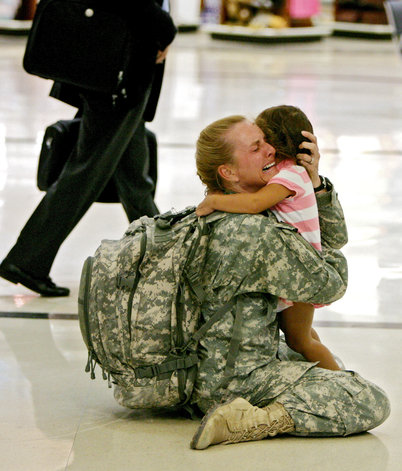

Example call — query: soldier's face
[225,120,277,193]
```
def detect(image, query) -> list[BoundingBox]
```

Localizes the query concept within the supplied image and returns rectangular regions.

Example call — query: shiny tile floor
[0,29,402,470]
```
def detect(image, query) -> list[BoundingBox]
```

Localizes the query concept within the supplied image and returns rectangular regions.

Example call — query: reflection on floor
[0,30,401,470]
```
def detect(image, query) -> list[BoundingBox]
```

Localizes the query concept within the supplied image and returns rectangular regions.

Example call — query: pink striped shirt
[268,160,322,251]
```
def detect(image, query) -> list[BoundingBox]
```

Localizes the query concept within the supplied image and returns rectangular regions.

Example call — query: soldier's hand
[297,131,321,188]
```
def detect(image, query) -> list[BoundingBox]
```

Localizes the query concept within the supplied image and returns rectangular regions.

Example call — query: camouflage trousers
[269,368,390,436]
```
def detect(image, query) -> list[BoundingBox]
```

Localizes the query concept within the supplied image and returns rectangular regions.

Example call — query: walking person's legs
[0,90,151,295]
[113,120,159,222]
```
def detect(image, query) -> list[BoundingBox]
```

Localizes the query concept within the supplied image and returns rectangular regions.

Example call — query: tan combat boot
[190,397,295,450]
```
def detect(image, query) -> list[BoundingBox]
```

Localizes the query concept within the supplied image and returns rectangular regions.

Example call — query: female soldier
[190,115,390,449]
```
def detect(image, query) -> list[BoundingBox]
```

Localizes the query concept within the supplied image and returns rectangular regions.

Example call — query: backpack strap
[154,206,196,230]
[182,269,206,304]
[134,353,199,379]
[133,298,237,380]
[191,296,244,390]
[180,216,209,304]
[116,226,147,290]
[182,214,223,304]
[220,297,244,387]
[188,298,236,345]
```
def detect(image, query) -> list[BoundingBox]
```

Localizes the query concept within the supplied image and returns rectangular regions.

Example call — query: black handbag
[37,118,80,191]
[37,118,119,203]
[37,119,158,203]
[23,0,143,103]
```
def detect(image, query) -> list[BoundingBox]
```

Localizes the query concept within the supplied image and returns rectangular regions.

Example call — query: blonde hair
[196,115,246,193]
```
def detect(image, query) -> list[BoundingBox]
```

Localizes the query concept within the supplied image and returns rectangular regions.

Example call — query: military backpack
[78,207,233,411]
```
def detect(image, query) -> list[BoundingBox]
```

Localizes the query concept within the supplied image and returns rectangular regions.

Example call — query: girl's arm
[196,183,294,216]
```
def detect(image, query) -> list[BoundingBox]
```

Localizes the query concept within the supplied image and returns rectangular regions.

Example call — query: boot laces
[225,412,294,444]
[226,424,271,444]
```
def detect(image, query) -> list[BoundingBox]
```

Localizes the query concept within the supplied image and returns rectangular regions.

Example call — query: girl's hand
[196,196,215,216]
[297,131,321,188]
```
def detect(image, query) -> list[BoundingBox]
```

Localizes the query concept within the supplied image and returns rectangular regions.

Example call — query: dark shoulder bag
[37,119,81,192]
[37,119,158,203]
[37,118,118,202]
[23,0,140,105]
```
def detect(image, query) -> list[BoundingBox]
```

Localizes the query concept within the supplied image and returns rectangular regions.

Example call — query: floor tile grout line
[0,311,78,320]
[313,321,402,329]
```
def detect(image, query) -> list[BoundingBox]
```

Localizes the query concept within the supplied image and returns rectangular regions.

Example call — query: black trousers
[4,90,158,278]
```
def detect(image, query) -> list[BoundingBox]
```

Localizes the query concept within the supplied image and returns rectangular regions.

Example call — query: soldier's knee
[367,383,391,430]
[348,375,391,433]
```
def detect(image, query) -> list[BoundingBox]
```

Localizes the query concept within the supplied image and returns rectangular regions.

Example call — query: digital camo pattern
[273,368,390,436]
[192,187,390,434]
[78,209,220,409]
[315,181,348,249]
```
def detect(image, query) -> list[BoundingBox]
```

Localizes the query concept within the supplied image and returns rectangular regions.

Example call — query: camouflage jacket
[192,182,348,413]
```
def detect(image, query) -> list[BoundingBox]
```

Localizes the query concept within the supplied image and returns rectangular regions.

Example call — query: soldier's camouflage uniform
[192,182,390,436]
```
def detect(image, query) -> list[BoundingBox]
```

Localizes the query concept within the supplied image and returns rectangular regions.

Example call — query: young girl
[196,105,340,370]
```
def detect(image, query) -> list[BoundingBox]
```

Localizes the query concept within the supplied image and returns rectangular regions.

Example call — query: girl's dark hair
[256,105,313,163]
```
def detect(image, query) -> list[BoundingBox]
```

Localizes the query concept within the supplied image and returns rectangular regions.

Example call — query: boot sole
[190,398,238,450]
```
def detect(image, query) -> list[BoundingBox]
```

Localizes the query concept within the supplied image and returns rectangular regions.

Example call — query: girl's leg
[280,302,340,370]
[310,327,321,342]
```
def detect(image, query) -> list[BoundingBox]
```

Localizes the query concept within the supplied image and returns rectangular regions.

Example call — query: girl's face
[224,121,277,193]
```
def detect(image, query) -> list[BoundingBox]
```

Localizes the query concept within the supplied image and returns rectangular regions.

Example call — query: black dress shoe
[0,262,70,297]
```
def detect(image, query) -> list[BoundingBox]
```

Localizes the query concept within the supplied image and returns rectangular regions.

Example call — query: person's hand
[196,195,215,216]
[297,131,321,188]
[156,47,169,64]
